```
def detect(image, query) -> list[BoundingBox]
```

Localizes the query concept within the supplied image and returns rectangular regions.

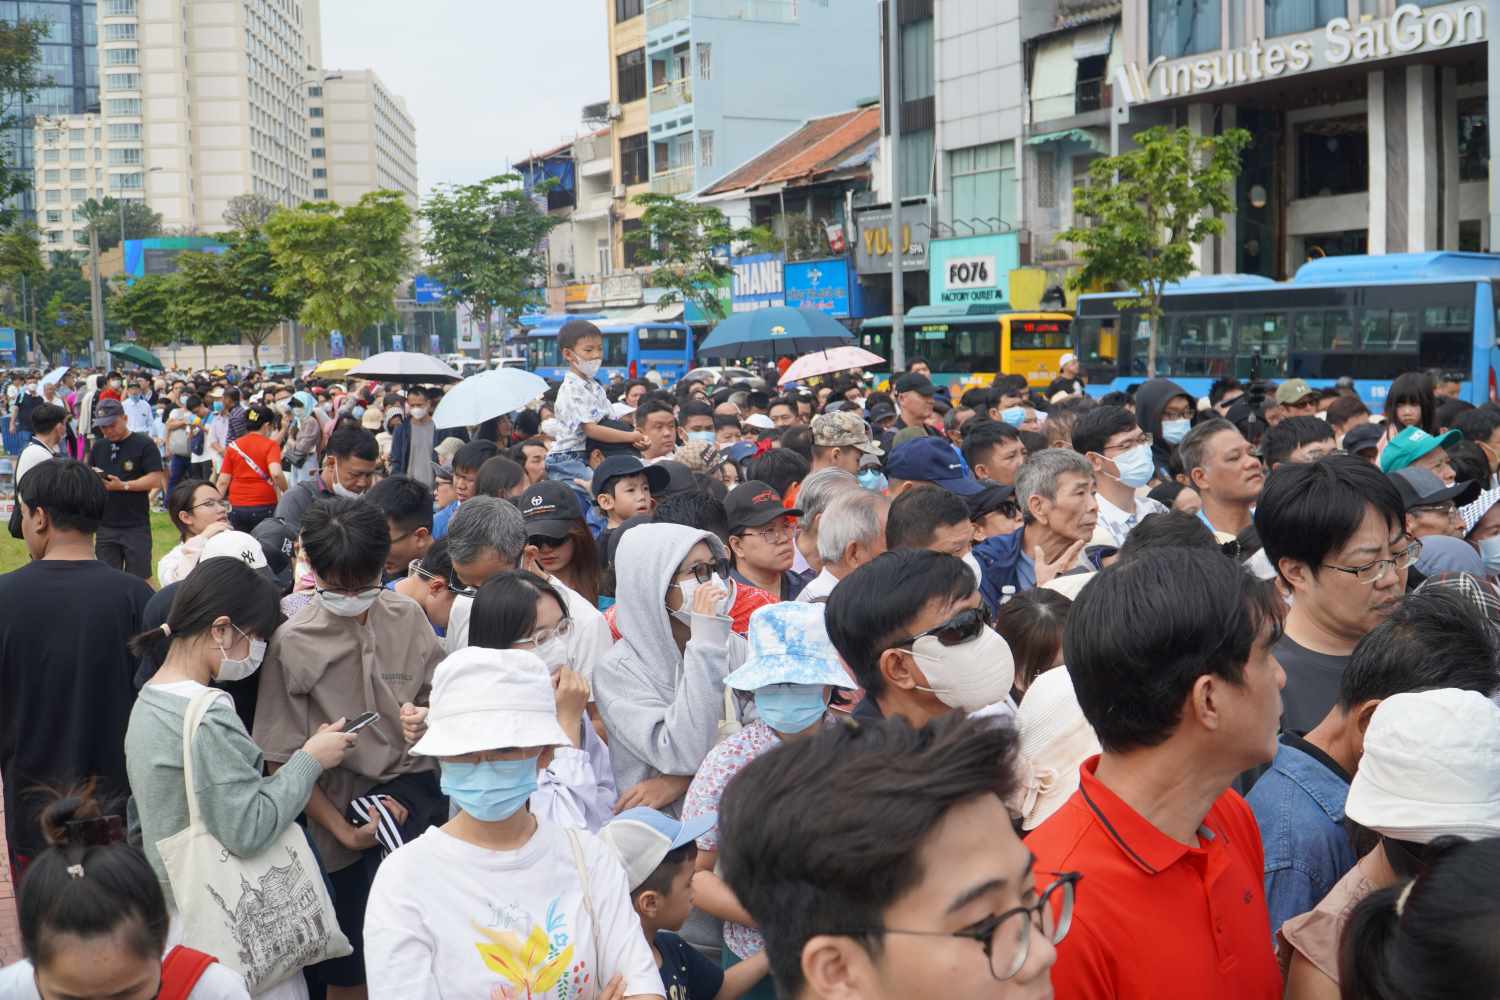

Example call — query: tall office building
[8,0,100,223]
[32,111,107,253]
[308,68,417,209]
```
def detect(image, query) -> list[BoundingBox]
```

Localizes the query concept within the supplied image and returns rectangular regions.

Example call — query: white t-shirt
[0,956,250,999]
[364,822,663,1000]
[15,439,54,485]
[445,576,613,686]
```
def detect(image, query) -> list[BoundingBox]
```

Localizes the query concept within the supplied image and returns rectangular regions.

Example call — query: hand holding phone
[343,711,380,734]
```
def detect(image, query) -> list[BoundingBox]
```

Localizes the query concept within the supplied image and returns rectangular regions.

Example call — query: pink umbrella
[777,345,885,387]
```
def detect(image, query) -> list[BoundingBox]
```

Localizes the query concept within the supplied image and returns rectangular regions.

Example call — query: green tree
[40,291,91,359]
[627,193,776,324]
[1062,125,1251,377]
[168,232,298,366]
[266,190,413,352]
[84,198,164,254]
[0,222,42,354]
[421,175,559,364]
[109,272,179,349]
[0,19,46,225]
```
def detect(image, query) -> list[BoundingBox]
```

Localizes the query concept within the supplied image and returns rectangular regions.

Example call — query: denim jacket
[1245,737,1357,939]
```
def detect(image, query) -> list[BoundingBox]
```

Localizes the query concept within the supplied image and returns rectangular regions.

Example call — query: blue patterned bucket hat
[724,601,853,691]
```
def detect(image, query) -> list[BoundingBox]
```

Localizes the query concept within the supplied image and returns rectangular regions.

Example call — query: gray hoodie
[594,524,746,806]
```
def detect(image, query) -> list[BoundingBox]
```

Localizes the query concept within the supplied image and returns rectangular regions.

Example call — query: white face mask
[1160,418,1191,445]
[1480,536,1500,575]
[534,636,569,675]
[961,550,983,587]
[331,460,362,499]
[409,407,428,420]
[214,624,267,683]
[670,573,733,622]
[1110,442,1155,489]
[574,358,602,378]
[319,587,380,617]
[910,625,1016,712]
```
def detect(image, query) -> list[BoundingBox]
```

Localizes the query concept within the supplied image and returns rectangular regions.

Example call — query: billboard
[927,234,1021,309]
[731,253,784,312]
[413,275,447,304]
[122,237,228,280]
[784,258,862,319]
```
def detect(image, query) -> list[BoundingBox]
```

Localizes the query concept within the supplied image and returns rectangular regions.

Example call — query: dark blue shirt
[655,931,723,1000]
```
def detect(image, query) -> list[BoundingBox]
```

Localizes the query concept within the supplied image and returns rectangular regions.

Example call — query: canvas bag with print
[157,689,351,993]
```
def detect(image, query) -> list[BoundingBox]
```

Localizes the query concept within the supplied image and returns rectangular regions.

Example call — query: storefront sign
[731,253,785,312]
[602,272,643,306]
[927,235,1020,308]
[785,258,862,318]
[854,202,932,274]
[563,282,596,305]
[1118,2,1484,105]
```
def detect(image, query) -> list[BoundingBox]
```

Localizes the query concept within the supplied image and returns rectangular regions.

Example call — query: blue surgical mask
[352,405,366,419]
[212,401,224,413]
[1110,443,1155,489]
[753,683,828,735]
[857,469,888,493]
[1161,418,1191,445]
[440,757,539,822]
[687,430,715,445]
[1480,536,1500,576]
[1000,407,1026,427]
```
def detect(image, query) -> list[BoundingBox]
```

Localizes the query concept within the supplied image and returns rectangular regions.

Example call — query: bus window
[1075,317,1117,365]
[1235,313,1288,377]
[1359,309,1392,350]
[529,336,559,368]
[637,326,687,351]
[860,329,890,362]
[603,333,628,367]
[1391,308,1420,351]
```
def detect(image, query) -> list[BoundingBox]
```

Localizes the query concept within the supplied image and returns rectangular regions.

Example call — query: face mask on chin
[331,460,362,499]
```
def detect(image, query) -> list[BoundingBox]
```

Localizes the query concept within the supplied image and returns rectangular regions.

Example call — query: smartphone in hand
[343,711,380,734]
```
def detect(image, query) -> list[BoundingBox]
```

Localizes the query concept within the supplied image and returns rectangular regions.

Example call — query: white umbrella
[348,351,462,384]
[40,366,69,386]
[777,345,885,386]
[432,368,549,428]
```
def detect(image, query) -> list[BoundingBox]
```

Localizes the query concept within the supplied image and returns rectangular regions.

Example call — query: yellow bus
[858,307,1074,392]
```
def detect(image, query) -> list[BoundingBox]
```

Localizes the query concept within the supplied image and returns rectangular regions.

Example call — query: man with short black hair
[1027,547,1284,998]
[89,397,166,578]
[223,385,248,442]
[366,474,435,578]
[1179,417,1264,536]
[768,396,799,429]
[885,485,973,560]
[388,385,437,486]
[1247,587,1500,937]
[0,459,153,879]
[1073,405,1166,546]
[1255,455,1411,732]
[636,396,678,461]
[274,424,381,535]
[713,412,742,447]
[959,420,1025,486]
[431,438,498,540]
[1455,405,1500,483]
[1260,414,1337,469]
[826,548,1012,724]
[679,399,714,443]
[719,714,1058,1000]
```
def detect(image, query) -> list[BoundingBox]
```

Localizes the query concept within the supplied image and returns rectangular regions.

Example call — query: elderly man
[441,495,612,684]
[973,448,1098,608]
[88,397,166,578]
[798,488,890,601]
[1180,417,1265,537]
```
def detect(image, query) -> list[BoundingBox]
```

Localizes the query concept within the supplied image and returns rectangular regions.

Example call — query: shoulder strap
[566,828,603,982]
[178,689,223,827]
[228,439,274,486]
[158,945,219,1000]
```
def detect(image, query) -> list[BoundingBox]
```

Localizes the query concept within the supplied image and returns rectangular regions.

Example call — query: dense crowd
[2,320,1500,999]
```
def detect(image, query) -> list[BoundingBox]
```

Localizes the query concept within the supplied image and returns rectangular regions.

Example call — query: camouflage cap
[811,410,884,455]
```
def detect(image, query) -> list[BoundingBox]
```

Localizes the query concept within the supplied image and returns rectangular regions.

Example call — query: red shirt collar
[1075,756,1224,875]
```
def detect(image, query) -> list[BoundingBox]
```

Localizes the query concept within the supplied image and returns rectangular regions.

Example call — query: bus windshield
[636,326,687,352]
[903,320,1000,373]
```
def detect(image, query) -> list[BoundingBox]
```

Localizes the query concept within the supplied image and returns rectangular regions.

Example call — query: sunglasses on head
[894,606,991,648]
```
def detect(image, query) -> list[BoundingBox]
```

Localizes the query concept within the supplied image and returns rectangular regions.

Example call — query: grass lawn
[0,512,182,581]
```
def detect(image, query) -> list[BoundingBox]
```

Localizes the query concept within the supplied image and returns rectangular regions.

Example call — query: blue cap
[885,436,984,496]
[599,807,717,890]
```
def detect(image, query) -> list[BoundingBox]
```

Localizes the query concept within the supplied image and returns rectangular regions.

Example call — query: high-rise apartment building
[32,112,107,253]
[9,0,101,223]
[605,0,879,270]
[309,69,417,209]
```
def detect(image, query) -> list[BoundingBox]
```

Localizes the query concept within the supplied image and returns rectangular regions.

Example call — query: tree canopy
[627,193,776,323]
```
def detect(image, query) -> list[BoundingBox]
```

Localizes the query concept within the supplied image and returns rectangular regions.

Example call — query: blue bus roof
[526,320,688,337]
[519,313,607,330]
[1291,251,1500,284]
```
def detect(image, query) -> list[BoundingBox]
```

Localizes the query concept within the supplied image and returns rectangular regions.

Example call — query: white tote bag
[157,690,351,993]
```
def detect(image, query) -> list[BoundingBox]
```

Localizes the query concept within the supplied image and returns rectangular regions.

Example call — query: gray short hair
[798,467,858,524]
[817,489,890,563]
[1015,448,1094,513]
[446,495,526,568]
[1178,417,1236,475]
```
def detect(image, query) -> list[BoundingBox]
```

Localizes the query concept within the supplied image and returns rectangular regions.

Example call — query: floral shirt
[682,720,781,960]
[550,370,611,456]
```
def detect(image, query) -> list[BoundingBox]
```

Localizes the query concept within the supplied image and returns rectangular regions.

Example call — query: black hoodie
[1134,377,1193,476]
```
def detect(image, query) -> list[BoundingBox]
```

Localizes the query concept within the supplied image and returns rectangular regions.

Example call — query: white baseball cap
[410,648,570,757]
[744,413,774,430]
[1344,688,1500,843]
[1059,353,1078,367]
[599,807,717,890]
[201,530,268,570]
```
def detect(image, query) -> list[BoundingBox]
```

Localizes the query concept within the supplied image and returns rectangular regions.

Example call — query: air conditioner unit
[555,262,572,276]
[612,183,627,199]
[607,103,623,120]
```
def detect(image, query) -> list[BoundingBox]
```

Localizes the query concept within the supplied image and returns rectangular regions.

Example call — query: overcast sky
[317,0,609,198]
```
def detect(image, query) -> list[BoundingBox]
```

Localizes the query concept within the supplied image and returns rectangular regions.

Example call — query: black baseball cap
[250,516,297,591]
[515,481,583,540]
[725,479,802,533]
[591,455,670,500]
[655,460,698,498]
[1342,423,1384,456]
[893,372,936,396]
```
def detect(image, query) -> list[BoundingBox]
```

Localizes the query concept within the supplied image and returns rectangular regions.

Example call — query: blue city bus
[1074,253,1500,408]
[523,313,695,383]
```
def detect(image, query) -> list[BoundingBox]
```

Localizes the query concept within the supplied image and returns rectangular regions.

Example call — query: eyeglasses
[1102,432,1152,455]
[678,557,732,585]
[407,559,471,595]
[893,606,992,648]
[737,520,794,543]
[1410,502,1458,518]
[840,871,1080,982]
[513,617,574,649]
[1321,538,1423,585]
[1160,406,1194,421]
[192,497,231,512]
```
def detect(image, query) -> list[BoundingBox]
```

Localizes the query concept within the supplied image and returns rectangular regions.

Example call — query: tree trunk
[202,343,209,368]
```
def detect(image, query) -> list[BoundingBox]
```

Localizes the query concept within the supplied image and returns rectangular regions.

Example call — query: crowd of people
[3,321,1500,999]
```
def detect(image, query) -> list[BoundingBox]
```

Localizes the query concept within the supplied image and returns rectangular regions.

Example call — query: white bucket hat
[1009,667,1100,830]
[409,647,570,757]
[1344,688,1500,843]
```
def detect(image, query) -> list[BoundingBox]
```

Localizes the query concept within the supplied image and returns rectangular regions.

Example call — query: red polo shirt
[1025,757,1281,999]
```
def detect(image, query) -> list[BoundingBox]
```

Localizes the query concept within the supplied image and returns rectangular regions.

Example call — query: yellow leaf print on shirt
[475,923,576,999]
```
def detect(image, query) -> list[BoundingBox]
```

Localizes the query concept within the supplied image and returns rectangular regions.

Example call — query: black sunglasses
[893,606,991,648]
[679,557,732,585]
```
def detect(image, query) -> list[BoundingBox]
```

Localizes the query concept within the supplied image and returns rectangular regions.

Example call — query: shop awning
[1030,35,1079,123]
[1025,128,1107,152]
[1071,21,1115,59]
[611,301,685,324]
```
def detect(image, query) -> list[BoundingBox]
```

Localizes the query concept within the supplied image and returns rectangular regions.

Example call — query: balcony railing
[651,166,694,195]
[650,78,693,114]
[647,0,689,29]
[695,0,797,22]
[1076,78,1106,114]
